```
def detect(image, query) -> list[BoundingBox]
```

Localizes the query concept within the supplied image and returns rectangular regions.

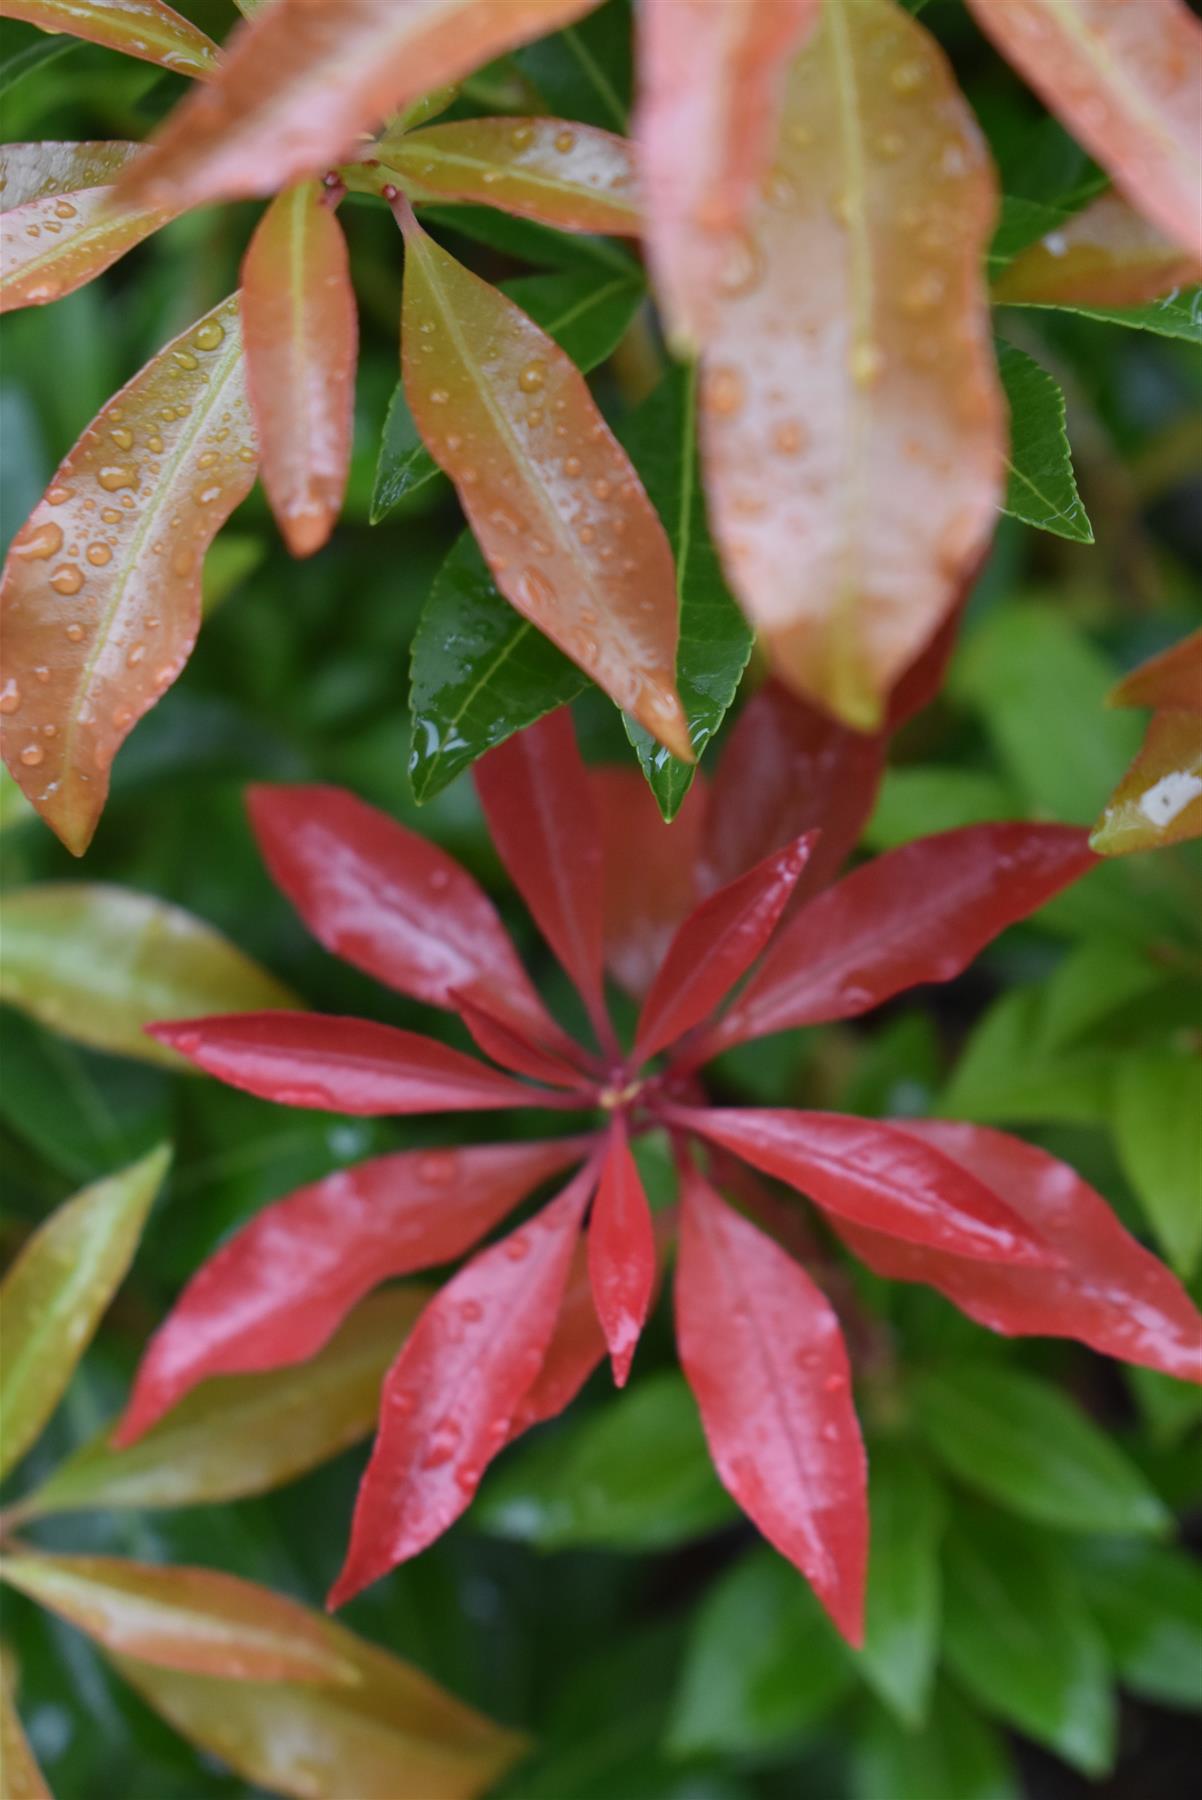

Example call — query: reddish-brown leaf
[636,0,820,348]
[0,141,138,211]
[398,207,691,759]
[1091,710,1202,855]
[994,189,1202,308]
[240,183,357,556]
[1,184,175,314]
[454,992,596,1089]
[381,117,639,234]
[3,0,219,78]
[329,1162,598,1606]
[834,1121,1202,1383]
[594,764,707,999]
[0,296,255,855]
[147,1012,561,1114]
[969,0,1202,260]
[117,0,598,212]
[587,1119,655,1386]
[676,1166,867,1644]
[1110,629,1202,712]
[507,1234,606,1437]
[697,0,1004,728]
[0,1553,349,1683]
[0,1654,50,1800]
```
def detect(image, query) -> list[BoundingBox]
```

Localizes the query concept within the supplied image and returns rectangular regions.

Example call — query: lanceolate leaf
[994,190,1202,309]
[1010,286,1202,342]
[508,1235,607,1437]
[116,1137,588,1444]
[118,0,599,212]
[1114,1051,1202,1277]
[636,0,821,349]
[619,365,753,819]
[18,1289,430,1518]
[0,882,295,1067]
[834,1121,1202,1382]
[587,1119,655,1386]
[2,0,219,79]
[967,0,1202,260]
[997,340,1093,543]
[240,183,357,556]
[398,207,690,759]
[329,1162,598,1607]
[859,1450,944,1727]
[0,1144,169,1482]
[0,140,137,211]
[676,1168,867,1645]
[1110,629,1202,711]
[1,170,174,314]
[0,1657,49,1800]
[408,535,587,803]
[1091,709,1202,853]
[0,295,256,856]
[381,117,639,234]
[697,0,1004,728]
[0,1554,351,1683]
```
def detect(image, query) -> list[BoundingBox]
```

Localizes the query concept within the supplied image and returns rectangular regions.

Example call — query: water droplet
[504,1233,531,1261]
[554,129,575,153]
[447,432,463,451]
[564,454,582,476]
[705,366,745,417]
[172,348,199,371]
[112,704,134,728]
[592,478,611,500]
[901,271,944,314]
[126,643,146,667]
[238,446,255,464]
[54,199,76,219]
[0,681,21,714]
[430,387,450,405]
[11,520,63,561]
[455,1463,482,1492]
[19,744,44,767]
[773,420,805,456]
[194,318,225,352]
[46,485,71,506]
[32,665,50,684]
[110,426,134,451]
[510,124,534,149]
[86,541,112,566]
[66,622,84,642]
[192,482,222,506]
[849,341,884,385]
[578,523,596,545]
[459,1299,484,1324]
[51,565,84,595]
[518,360,546,393]
[197,451,219,470]
[101,507,122,524]
[717,231,761,296]
[418,1150,458,1186]
[890,60,925,93]
[875,131,904,160]
[98,465,136,491]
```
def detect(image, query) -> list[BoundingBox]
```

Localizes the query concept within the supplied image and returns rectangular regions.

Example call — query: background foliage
[1,2,1200,1796]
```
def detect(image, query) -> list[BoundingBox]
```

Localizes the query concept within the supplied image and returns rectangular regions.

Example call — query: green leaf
[999,286,1202,342]
[1071,1540,1202,1712]
[864,767,1019,852]
[0,884,297,1069]
[997,341,1093,544]
[848,1683,1019,1800]
[989,194,1072,272]
[408,533,588,803]
[515,0,632,132]
[858,1449,945,1727]
[370,380,443,523]
[477,1372,736,1551]
[941,988,1111,1126]
[941,1510,1115,1776]
[421,202,639,275]
[1115,1051,1202,1277]
[619,366,753,819]
[13,1288,429,1521]
[911,1363,1169,1536]
[1037,938,1167,1052]
[1126,1364,1202,1447]
[0,31,78,98]
[0,1143,170,1483]
[667,1548,853,1756]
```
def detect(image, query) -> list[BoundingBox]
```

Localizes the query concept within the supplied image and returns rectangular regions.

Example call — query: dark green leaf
[515,0,632,132]
[864,768,1018,852]
[619,366,753,819]
[941,989,1112,1127]
[1115,1051,1202,1277]
[848,1683,1019,1800]
[989,195,1072,272]
[421,203,638,275]
[0,32,77,97]
[1071,1540,1202,1711]
[999,286,1202,342]
[997,341,1092,544]
[858,1449,944,1726]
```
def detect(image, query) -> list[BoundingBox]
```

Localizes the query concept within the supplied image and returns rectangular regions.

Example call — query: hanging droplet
[65,622,85,642]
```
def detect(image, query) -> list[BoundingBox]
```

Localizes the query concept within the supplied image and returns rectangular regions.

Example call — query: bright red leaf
[329,1161,598,1606]
[240,182,357,556]
[587,1119,655,1387]
[508,1233,607,1439]
[454,992,596,1089]
[594,764,707,999]
[676,1165,867,1645]
[116,1137,589,1445]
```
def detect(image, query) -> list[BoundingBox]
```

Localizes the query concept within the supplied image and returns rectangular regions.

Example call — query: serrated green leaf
[989,194,1072,272]
[999,286,1202,342]
[911,1363,1169,1536]
[1115,1051,1202,1277]
[858,1449,944,1726]
[0,1144,170,1483]
[997,341,1093,544]
[619,366,753,819]
[407,533,588,802]
[848,1683,1019,1800]
[941,1510,1115,1776]
[667,1548,853,1756]
[1071,1540,1202,1712]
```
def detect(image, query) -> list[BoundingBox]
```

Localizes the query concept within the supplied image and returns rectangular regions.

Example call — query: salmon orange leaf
[618,365,753,820]
[994,189,1202,309]
[0,294,256,855]
[996,341,1093,544]
[0,144,176,312]
[397,205,690,758]
[1091,710,1202,855]
[967,0,1202,261]
[1110,629,1202,712]
[0,139,137,211]
[117,0,600,213]
[2,0,219,78]
[240,182,357,556]
[696,0,1004,728]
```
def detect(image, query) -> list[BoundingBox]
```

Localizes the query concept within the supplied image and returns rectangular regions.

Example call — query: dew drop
[32,665,50,684]
[172,348,199,371]
[194,318,225,352]
[705,366,745,418]
[504,1233,531,1261]
[51,565,84,595]
[717,232,761,297]
[901,271,945,314]
[192,482,222,506]
[418,1149,458,1186]
[592,478,611,500]
[197,451,219,469]
[126,643,146,667]
[112,704,134,728]
[430,387,450,405]
[86,541,112,566]
[518,360,546,393]
[65,622,84,642]
[459,1299,484,1324]
[46,485,71,506]
[564,454,582,476]
[875,130,904,160]
[890,59,925,93]
[11,520,63,561]
[773,420,805,455]
[54,199,76,219]
[0,681,21,715]
[578,523,596,545]
[98,465,136,492]
[19,744,44,767]
[554,129,575,153]
[110,426,134,451]
[510,124,534,149]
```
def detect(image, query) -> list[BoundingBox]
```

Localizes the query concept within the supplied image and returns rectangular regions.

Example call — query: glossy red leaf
[4,0,219,78]
[117,0,598,212]
[240,183,357,556]
[382,117,640,234]
[675,1166,867,1644]
[474,710,610,1043]
[835,1121,1202,1383]
[247,783,565,1049]
[672,1107,1054,1265]
[116,1137,590,1447]
[701,825,1095,1055]
[994,189,1202,309]
[398,206,691,760]
[636,0,820,349]
[1,182,174,315]
[968,0,1202,260]
[329,1162,598,1606]
[0,296,255,855]
[1091,710,1202,855]
[594,764,707,999]
[147,1012,558,1115]
[587,1119,655,1386]
[697,0,1003,728]
[1111,629,1202,712]
[454,992,596,1090]
[507,1234,606,1438]
[635,832,815,1061]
